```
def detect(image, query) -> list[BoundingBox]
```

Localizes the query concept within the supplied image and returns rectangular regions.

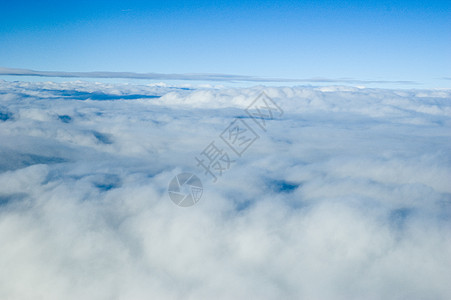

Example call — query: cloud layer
[0,67,418,85]
[0,80,450,299]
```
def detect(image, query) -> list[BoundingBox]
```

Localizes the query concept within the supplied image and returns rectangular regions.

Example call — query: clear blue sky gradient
[0,0,450,86]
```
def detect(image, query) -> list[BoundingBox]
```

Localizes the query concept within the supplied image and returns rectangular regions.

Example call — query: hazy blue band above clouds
[0,67,418,85]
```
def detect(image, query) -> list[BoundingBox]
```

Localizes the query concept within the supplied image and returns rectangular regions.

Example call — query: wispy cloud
[0,67,418,85]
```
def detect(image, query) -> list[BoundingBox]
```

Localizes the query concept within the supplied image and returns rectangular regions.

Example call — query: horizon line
[0,67,418,85]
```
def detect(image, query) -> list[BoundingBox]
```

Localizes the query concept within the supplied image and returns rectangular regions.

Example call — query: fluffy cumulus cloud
[0,80,450,299]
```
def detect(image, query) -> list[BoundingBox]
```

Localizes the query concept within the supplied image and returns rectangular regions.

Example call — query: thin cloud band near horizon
[0,67,418,85]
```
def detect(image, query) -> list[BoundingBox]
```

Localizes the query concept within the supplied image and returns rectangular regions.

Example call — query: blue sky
[0,0,450,87]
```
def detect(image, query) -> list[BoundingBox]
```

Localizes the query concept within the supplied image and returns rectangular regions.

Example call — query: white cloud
[0,80,450,299]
